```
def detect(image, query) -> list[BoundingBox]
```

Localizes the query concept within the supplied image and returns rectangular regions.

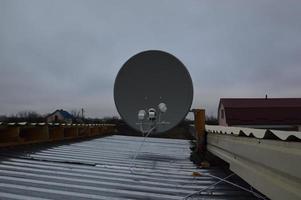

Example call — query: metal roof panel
[206,125,301,141]
[0,135,262,199]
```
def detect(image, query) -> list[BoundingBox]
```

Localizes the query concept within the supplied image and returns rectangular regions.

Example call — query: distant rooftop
[220,98,301,108]
[219,98,301,126]
[47,109,74,119]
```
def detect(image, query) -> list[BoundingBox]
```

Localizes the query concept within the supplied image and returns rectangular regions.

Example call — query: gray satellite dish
[114,50,193,134]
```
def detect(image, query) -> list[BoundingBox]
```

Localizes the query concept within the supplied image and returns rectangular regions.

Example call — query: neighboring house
[46,109,74,123]
[218,98,301,131]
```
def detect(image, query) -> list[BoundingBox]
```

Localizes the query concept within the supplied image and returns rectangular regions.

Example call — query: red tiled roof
[219,98,301,125]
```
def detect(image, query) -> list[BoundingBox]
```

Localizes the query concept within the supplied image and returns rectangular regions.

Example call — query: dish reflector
[114,50,193,133]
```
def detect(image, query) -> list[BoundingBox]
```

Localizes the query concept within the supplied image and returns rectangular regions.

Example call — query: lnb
[138,110,146,120]
[158,103,167,113]
[148,108,156,121]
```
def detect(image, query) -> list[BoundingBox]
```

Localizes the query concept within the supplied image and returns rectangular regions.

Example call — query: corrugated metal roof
[0,135,261,199]
[206,125,301,141]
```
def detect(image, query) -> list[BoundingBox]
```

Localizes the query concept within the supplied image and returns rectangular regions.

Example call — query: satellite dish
[114,50,193,134]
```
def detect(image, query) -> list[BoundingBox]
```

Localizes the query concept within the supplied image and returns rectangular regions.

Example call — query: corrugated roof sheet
[206,125,301,141]
[0,135,261,199]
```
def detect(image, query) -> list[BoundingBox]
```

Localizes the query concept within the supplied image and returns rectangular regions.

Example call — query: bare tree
[5,111,44,122]
[70,109,81,118]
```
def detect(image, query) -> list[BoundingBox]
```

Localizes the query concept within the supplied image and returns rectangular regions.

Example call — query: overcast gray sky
[1,0,301,118]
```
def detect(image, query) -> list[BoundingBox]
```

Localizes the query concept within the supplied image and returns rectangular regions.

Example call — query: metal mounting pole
[191,109,206,152]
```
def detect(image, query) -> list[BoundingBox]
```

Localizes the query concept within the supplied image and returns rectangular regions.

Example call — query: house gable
[46,109,73,123]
